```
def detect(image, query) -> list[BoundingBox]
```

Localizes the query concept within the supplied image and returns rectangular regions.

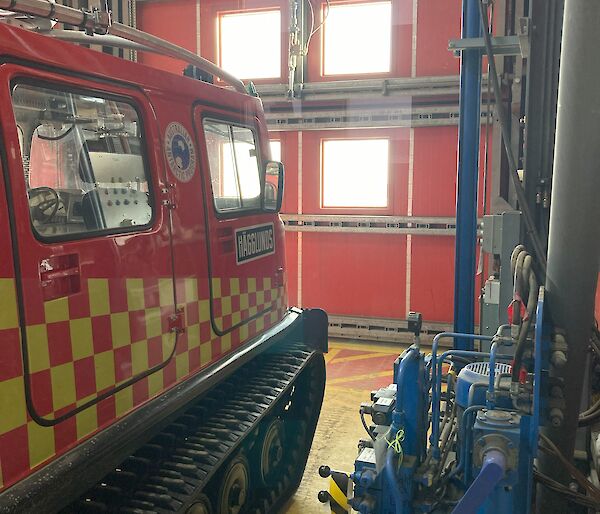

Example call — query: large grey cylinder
[538,1,600,511]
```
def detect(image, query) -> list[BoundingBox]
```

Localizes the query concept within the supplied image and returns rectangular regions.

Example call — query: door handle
[40,266,80,282]
[40,254,81,300]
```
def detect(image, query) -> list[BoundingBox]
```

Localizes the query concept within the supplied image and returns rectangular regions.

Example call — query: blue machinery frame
[340,292,548,513]
[453,0,482,350]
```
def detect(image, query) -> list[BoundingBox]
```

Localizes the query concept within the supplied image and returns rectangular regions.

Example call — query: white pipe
[46,30,151,52]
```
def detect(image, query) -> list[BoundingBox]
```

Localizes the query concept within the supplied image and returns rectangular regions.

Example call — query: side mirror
[264,160,284,212]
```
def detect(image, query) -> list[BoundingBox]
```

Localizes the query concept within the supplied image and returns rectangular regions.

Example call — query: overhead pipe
[453,0,482,349]
[537,0,600,511]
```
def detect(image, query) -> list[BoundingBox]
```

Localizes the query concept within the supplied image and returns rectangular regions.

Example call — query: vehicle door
[2,67,177,424]
[193,104,287,345]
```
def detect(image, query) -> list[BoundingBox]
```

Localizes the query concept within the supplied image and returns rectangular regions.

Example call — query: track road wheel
[218,455,250,514]
[188,495,213,514]
[258,418,285,486]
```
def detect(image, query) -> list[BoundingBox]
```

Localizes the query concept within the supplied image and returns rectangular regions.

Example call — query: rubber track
[64,343,326,514]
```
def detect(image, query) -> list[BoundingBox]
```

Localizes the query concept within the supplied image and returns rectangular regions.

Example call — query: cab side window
[203,119,261,213]
[11,83,153,239]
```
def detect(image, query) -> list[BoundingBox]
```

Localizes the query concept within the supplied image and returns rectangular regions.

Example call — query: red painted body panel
[0,64,176,423]
[0,23,287,494]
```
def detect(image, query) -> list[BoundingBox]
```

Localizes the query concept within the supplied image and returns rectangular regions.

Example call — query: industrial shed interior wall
[137,0,491,324]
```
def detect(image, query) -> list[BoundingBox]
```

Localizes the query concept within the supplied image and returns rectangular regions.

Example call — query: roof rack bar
[109,22,247,94]
[0,0,247,94]
[47,29,151,52]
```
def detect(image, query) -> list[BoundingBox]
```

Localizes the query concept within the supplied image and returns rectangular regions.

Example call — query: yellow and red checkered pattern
[0,275,286,493]
[26,277,177,422]
[211,276,285,333]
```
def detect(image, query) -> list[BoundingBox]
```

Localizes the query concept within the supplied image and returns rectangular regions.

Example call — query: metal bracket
[168,308,185,334]
[517,17,531,59]
[448,34,529,58]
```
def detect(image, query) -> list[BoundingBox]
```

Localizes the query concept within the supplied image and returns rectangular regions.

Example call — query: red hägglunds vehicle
[0,4,327,513]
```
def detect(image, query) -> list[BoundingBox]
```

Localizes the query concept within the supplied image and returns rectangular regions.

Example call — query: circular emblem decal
[164,122,196,182]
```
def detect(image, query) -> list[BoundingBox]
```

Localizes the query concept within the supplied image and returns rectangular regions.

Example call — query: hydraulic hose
[578,328,600,426]
[509,248,538,389]
[385,448,404,514]
[429,333,494,457]
[435,405,457,482]
[578,406,600,427]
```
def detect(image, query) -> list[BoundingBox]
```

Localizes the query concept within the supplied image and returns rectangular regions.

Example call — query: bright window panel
[270,140,281,161]
[220,10,281,79]
[204,120,261,212]
[221,142,241,199]
[322,139,389,208]
[232,126,261,206]
[323,1,392,75]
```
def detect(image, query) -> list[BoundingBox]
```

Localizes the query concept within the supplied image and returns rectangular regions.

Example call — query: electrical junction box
[484,279,501,305]
[481,212,521,343]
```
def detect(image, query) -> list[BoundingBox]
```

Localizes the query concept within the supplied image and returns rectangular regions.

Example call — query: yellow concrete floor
[281,339,407,514]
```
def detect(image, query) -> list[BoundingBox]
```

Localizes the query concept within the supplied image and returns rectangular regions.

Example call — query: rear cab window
[11,83,153,239]
[203,119,262,213]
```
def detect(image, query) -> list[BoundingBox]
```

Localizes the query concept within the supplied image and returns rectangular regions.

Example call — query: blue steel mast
[453,0,482,349]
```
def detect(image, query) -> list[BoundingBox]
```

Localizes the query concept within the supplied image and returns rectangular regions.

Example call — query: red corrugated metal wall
[137,0,489,325]
[137,0,197,73]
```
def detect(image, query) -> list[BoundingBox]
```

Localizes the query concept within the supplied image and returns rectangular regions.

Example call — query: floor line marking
[327,385,383,394]
[328,370,393,385]
[324,348,342,364]
[329,352,395,364]
[329,341,406,355]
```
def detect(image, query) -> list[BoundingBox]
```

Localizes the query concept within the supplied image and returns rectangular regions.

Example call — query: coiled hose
[509,246,538,392]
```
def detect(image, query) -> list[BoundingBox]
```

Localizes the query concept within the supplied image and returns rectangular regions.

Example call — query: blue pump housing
[456,361,512,409]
